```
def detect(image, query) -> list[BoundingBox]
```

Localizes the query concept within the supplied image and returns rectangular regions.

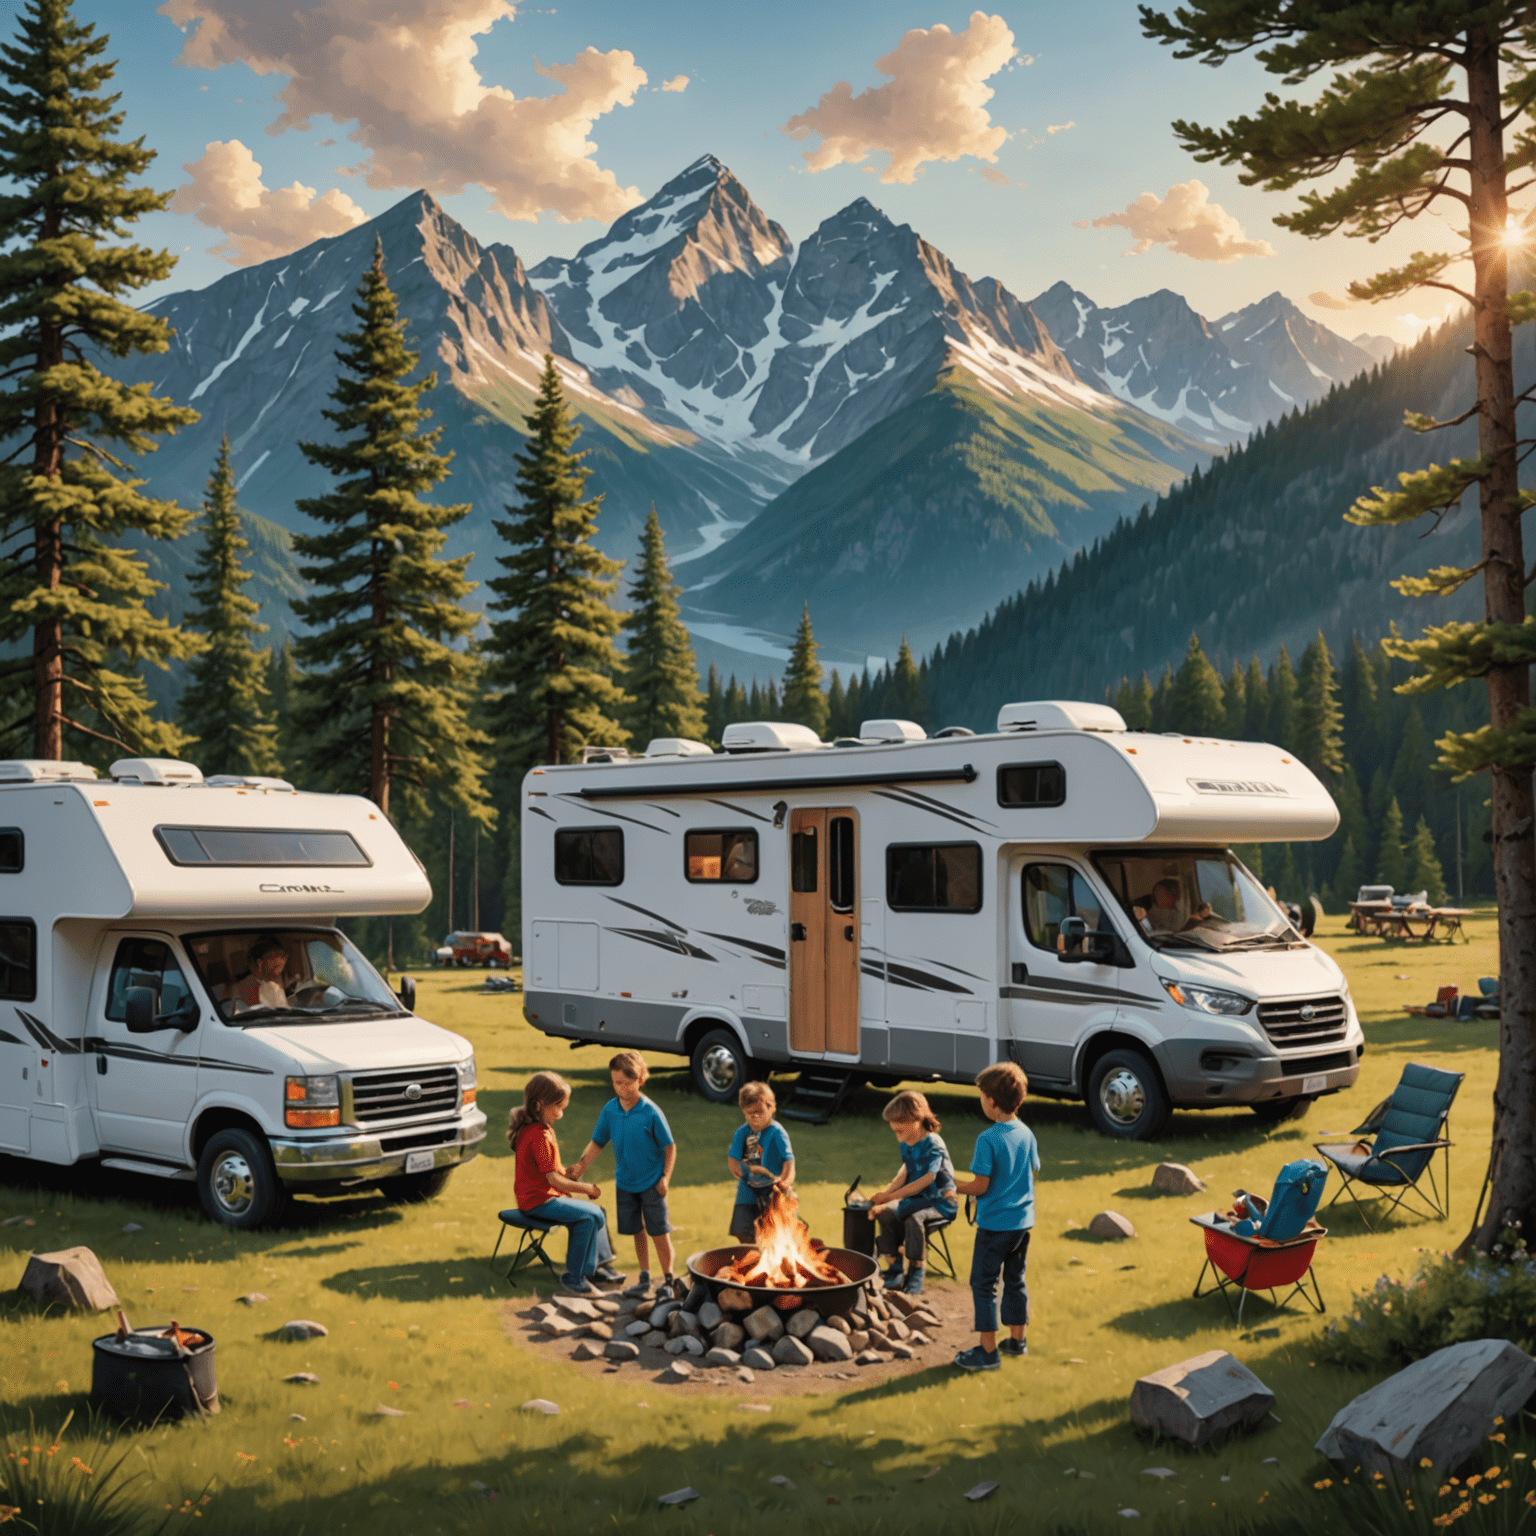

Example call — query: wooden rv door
[789,808,860,1057]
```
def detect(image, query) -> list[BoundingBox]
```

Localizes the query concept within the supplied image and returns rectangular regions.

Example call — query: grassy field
[0,910,1520,1534]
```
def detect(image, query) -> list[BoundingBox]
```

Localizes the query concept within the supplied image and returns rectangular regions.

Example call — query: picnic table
[1348,901,1472,942]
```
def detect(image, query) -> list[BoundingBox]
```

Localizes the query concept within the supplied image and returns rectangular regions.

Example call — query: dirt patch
[504,1280,980,1397]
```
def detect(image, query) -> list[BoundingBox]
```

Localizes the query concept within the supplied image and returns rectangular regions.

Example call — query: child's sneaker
[999,1337,1028,1358]
[901,1268,926,1296]
[591,1264,625,1286]
[654,1276,679,1302]
[881,1260,905,1286]
[953,1345,1000,1372]
[560,1277,598,1296]
[622,1271,652,1298]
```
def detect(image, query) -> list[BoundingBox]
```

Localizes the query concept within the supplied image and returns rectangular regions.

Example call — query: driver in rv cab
[1133,877,1212,935]
[233,935,292,1010]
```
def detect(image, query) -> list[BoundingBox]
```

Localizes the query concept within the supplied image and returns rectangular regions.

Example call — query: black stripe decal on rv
[81,1038,275,1074]
[706,798,772,824]
[897,786,999,830]
[0,1028,24,1047]
[16,1010,81,1055]
[871,789,985,835]
[606,896,688,933]
[700,932,786,962]
[604,928,717,962]
[555,796,670,834]
[527,805,555,821]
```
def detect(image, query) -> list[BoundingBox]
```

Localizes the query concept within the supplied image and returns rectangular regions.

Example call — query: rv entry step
[780,1065,861,1125]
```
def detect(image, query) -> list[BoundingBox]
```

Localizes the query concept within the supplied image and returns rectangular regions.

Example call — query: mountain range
[114,154,1392,675]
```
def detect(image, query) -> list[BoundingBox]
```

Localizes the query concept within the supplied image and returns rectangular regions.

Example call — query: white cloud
[1086,179,1274,263]
[170,139,366,265]
[1046,121,1074,135]
[979,165,1010,186]
[780,10,1014,185]
[660,74,689,92]
[159,0,647,223]
[1308,290,1352,311]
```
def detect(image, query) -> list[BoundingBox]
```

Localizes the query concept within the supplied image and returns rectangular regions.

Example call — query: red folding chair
[1190,1213,1326,1324]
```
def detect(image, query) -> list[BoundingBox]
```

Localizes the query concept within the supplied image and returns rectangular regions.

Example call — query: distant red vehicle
[434,930,513,967]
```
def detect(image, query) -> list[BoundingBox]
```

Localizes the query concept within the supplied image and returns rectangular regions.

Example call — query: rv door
[1005,858,1121,1088]
[789,809,860,1059]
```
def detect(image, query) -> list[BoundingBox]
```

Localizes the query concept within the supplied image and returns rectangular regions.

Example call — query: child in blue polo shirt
[568,1051,678,1299]
[726,1081,794,1241]
[868,1089,957,1295]
[950,1061,1040,1372]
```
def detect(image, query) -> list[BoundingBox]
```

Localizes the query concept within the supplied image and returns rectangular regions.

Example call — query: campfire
[711,1189,849,1290]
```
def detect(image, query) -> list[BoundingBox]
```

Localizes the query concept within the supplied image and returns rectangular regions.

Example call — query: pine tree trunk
[370,539,390,816]
[1462,29,1536,1252]
[32,202,65,761]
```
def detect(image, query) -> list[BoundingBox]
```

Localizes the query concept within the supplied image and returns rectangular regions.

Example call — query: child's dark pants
[969,1227,1031,1332]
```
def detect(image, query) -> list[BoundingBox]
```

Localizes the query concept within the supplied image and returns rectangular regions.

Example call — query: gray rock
[641,1329,668,1349]
[657,1486,699,1505]
[666,1334,705,1357]
[651,1301,677,1329]
[281,1319,328,1341]
[604,1339,640,1361]
[553,1294,599,1320]
[531,1302,562,1321]
[663,1358,694,1384]
[1090,1211,1136,1240]
[966,1482,999,1502]
[285,1372,321,1384]
[886,1318,911,1341]
[890,1342,915,1360]
[706,1347,742,1368]
[718,1287,754,1313]
[856,1349,883,1365]
[808,1326,854,1362]
[19,1248,119,1312]
[1315,1339,1536,1480]
[582,1321,613,1342]
[772,1334,814,1367]
[573,1340,603,1361]
[121,1222,143,1233]
[237,1292,269,1306]
[521,1398,560,1414]
[742,1345,777,1372]
[743,1305,785,1343]
[624,1319,653,1337]
[374,1403,407,1417]
[540,1316,581,1337]
[1130,1350,1273,1448]
[712,1321,746,1352]
[593,1297,622,1316]
[698,1301,724,1332]
[670,1308,702,1339]
[886,1292,921,1317]
[824,1314,851,1335]
[786,1307,822,1339]
[737,1367,755,1383]
[910,1331,930,1346]
[1152,1163,1206,1195]
[848,1329,871,1352]
[684,1282,710,1313]
[911,1309,941,1331]
[769,1474,797,1490]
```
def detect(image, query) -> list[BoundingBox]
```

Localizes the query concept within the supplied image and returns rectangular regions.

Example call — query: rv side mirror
[398,974,417,1012]
[1057,918,1116,965]
[124,987,159,1034]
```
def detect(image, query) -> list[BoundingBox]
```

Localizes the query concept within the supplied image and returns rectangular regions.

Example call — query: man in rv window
[1133,877,1211,935]
[233,935,291,1010]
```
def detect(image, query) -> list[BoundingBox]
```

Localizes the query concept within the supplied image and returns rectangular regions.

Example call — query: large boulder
[1130,1350,1274,1448]
[1090,1211,1136,1240]
[19,1248,118,1311]
[1316,1339,1536,1480]
[1151,1163,1206,1195]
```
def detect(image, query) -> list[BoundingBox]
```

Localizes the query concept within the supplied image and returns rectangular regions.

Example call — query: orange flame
[714,1189,845,1289]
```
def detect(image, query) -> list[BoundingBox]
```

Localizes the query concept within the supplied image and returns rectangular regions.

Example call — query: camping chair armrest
[1371,1139,1451,1157]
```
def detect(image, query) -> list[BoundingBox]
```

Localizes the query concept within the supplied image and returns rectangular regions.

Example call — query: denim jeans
[875,1204,955,1263]
[537,1196,609,1282]
[969,1226,1031,1333]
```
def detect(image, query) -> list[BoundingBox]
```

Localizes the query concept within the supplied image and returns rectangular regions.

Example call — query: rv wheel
[691,1027,753,1103]
[1086,1049,1172,1141]
[197,1127,289,1229]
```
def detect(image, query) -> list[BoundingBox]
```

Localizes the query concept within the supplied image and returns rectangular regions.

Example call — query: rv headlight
[285,1074,341,1128]
[1160,978,1253,1017]
[458,1056,477,1107]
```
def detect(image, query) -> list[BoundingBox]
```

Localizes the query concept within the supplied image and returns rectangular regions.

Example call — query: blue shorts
[615,1185,671,1237]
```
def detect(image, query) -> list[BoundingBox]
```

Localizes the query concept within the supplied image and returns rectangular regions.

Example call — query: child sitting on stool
[726,1081,795,1241]
[868,1090,957,1295]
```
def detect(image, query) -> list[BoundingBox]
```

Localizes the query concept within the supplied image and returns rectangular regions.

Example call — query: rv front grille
[1256,996,1349,1051]
[1286,1050,1356,1078]
[379,1125,462,1153]
[349,1066,458,1125]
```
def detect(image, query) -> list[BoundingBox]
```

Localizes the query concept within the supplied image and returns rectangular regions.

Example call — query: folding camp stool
[923,1215,959,1280]
[490,1207,560,1285]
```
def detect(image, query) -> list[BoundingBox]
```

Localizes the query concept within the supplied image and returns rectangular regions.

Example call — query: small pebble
[1119,1510,1141,1519]
[289,1414,306,1422]
[657,1488,700,1506]
[770,1475,797,1490]
[521,1399,560,1415]
[740,1403,770,1412]
[965,1482,999,1502]
[1142,1468,1175,1479]
[374,1404,406,1417]
[121,1222,143,1233]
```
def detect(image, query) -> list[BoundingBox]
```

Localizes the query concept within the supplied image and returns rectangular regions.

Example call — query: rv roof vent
[580,746,631,764]
[860,718,926,742]
[108,757,204,785]
[644,738,714,758]
[204,774,296,792]
[996,701,1126,735]
[0,759,99,783]
[720,721,823,753]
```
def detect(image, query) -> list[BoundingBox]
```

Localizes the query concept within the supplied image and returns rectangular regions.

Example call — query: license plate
[1302,1074,1328,1095]
[405,1150,435,1174]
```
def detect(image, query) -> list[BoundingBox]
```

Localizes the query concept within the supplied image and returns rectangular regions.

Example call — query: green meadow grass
[1,910,1523,1534]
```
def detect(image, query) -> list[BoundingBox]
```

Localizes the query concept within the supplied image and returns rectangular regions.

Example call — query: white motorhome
[0,758,485,1226]
[521,704,1364,1138]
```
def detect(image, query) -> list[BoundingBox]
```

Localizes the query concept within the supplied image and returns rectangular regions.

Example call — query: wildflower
[235,1453,256,1463]
[1489,1434,1507,1444]
[1421,1458,1435,1468]
[1486,1467,1501,1478]
[1314,1480,1334,1490]
[1477,1493,1495,1505]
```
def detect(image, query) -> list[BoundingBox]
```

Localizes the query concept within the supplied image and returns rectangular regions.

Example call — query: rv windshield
[183,928,405,1024]
[1093,850,1299,951]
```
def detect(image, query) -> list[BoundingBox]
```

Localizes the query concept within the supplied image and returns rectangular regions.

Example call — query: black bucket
[91,1329,219,1424]
[842,1201,876,1256]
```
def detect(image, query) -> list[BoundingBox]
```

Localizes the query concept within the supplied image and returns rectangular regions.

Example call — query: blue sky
[79,1,1462,340]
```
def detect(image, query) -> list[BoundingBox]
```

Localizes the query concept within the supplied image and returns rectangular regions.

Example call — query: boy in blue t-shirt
[950,1061,1040,1371]
[868,1089,957,1295]
[568,1051,678,1298]
[725,1081,795,1242]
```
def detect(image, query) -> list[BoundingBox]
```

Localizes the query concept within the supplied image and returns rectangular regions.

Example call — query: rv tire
[380,1167,455,1203]
[1250,1094,1314,1124]
[1086,1048,1171,1141]
[690,1027,754,1103]
[197,1127,289,1229]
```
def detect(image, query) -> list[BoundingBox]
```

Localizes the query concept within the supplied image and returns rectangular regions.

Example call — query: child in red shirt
[508,1071,616,1295]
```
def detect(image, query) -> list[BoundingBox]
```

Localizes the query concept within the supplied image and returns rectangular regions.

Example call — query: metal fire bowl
[686,1244,878,1321]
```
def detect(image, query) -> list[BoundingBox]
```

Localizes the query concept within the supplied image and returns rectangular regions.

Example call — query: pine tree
[1169,631,1225,734]
[620,506,705,747]
[890,637,927,725]
[1150,665,1175,732]
[292,242,489,821]
[1342,635,1384,780]
[762,678,781,720]
[1375,797,1408,891]
[1296,633,1345,783]
[748,680,763,718]
[704,664,725,743]
[0,0,200,761]
[1406,816,1448,905]
[484,354,627,769]
[845,670,866,735]
[1129,670,1155,730]
[781,604,829,736]
[1244,656,1268,741]
[265,640,300,778]
[1267,646,1299,748]
[1331,835,1362,909]
[1223,660,1247,739]
[724,674,747,727]
[826,668,848,738]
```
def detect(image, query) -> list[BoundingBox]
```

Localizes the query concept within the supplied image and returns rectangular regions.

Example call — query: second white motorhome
[521,703,1364,1138]
[0,757,485,1226]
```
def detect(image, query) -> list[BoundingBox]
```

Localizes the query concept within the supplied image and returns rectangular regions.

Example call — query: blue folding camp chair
[490,1207,559,1285]
[1314,1062,1463,1231]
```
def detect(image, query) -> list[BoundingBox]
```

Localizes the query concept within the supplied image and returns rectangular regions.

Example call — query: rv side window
[156,826,370,867]
[791,825,818,892]
[105,938,195,1023]
[0,829,22,872]
[1022,864,1107,954]
[0,919,36,1001]
[997,761,1065,808]
[685,829,758,883]
[554,827,624,886]
[886,843,982,913]
[828,816,856,913]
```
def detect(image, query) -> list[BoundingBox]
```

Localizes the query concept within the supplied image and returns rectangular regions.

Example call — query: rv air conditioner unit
[580,746,631,764]
[860,718,926,742]
[204,775,296,791]
[996,701,1126,735]
[0,759,99,783]
[720,721,823,753]
[108,758,204,785]
[644,738,714,758]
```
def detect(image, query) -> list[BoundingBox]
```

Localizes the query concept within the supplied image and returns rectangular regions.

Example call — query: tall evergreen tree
[265,639,300,779]
[178,437,280,777]
[1331,835,1363,909]
[1223,660,1247,739]
[1375,797,1408,891]
[1267,646,1299,747]
[748,679,763,718]
[762,678,781,720]
[1243,655,1269,741]
[1406,816,1448,905]
[620,506,705,747]
[845,670,866,735]
[292,243,489,821]
[704,663,725,743]
[1150,665,1175,732]
[1296,633,1345,784]
[484,354,627,769]
[724,673,746,727]
[1129,670,1155,730]
[0,0,199,761]
[1342,635,1384,779]
[781,604,829,736]
[1169,631,1225,734]
[889,637,927,725]
[826,668,848,738]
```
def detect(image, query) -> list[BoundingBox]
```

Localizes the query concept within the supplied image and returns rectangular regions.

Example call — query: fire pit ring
[686,1245,878,1321]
